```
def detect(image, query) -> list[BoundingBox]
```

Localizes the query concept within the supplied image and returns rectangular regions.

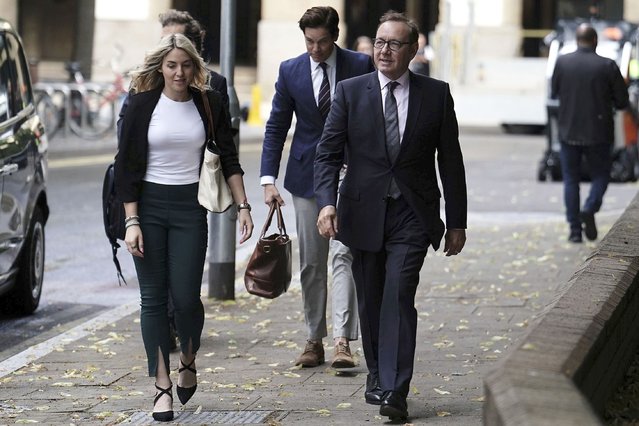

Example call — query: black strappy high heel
[176,358,197,404]
[152,383,174,422]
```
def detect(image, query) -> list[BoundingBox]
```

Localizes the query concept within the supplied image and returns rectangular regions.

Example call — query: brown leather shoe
[331,341,356,369]
[295,340,325,367]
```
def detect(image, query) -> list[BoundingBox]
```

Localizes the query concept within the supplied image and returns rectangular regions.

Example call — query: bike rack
[34,81,117,140]
[34,82,73,137]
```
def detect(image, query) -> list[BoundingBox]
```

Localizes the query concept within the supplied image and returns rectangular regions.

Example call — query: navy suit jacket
[314,72,467,251]
[260,45,374,198]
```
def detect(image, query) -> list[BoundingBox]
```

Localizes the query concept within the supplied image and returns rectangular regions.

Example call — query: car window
[5,32,32,116]
[0,34,9,122]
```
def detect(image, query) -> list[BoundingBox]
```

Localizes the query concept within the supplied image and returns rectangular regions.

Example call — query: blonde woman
[114,33,253,421]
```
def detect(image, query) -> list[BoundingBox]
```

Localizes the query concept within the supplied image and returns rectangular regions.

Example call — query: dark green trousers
[133,181,207,376]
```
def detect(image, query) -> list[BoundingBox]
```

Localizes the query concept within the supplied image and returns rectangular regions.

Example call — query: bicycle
[65,62,129,140]
[34,85,62,139]
[33,61,129,140]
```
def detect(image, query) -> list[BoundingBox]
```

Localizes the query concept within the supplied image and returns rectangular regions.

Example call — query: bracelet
[237,202,251,212]
[125,221,140,229]
[125,215,139,223]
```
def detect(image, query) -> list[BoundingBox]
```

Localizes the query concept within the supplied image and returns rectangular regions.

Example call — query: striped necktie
[385,81,401,199]
[318,62,331,120]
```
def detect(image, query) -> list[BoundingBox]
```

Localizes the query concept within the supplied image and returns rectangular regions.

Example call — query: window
[0,34,9,122]
[5,33,32,116]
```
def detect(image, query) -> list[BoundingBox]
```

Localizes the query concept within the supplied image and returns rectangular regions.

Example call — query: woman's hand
[125,225,144,258]
[238,209,254,244]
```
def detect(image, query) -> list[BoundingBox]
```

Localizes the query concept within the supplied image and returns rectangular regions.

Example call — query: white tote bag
[197,91,233,212]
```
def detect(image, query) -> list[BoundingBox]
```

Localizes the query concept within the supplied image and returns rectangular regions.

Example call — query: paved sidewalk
[4,124,636,424]
[0,214,613,425]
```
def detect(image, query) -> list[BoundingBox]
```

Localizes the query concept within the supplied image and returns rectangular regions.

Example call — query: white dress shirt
[311,48,337,104]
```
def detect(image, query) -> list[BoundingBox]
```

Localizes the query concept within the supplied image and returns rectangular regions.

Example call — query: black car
[0,18,49,314]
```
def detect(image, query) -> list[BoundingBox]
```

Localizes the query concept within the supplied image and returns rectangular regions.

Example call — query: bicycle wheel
[68,89,115,140]
[34,92,61,139]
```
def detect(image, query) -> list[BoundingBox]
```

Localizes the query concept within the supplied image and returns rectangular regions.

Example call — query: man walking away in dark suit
[260,6,375,369]
[551,23,628,243]
[315,11,467,421]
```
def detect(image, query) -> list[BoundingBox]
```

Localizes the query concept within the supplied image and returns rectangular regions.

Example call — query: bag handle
[201,91,216,143]
[261,201,287,238]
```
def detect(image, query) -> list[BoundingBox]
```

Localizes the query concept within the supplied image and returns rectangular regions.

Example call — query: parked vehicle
[0,18,49,314]
[539,18,639,182]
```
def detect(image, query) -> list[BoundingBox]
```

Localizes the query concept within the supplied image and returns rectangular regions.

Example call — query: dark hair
[158,9,205,53]
[576,23,598,47]
[298,6,339,39]
[378,10,419,45]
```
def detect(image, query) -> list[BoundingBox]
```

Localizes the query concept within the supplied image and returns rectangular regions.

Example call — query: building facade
[0,0,637,122]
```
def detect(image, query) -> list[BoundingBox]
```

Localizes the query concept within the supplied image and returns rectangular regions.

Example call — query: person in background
[315,11,467,420]
[408,32,433,76]
[114,34,253,421]
[260,6,374,370]
[551,23,628,243]
[353,35,374,57]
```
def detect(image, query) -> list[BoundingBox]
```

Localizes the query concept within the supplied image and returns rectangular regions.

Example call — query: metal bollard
[208,0,240,300]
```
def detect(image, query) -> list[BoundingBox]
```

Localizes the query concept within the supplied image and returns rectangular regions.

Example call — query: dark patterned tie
[318,62,331,120]
[385,81,401,198]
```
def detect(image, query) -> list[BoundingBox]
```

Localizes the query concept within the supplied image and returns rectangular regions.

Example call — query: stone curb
[483,192,639,425]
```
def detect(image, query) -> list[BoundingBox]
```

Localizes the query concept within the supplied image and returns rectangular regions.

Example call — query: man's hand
[317,205,338,239]
[444,229,466,257]
[263,184,285,206]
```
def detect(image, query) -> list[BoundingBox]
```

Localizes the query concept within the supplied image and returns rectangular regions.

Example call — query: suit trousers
[350,196,429,396]
[559,142,611,231]
[330,239,359,340]
[292,196,358,341]
[134,181,207,377]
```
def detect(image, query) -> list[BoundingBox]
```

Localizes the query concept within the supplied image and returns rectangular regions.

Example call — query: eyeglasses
[373,38,411,52]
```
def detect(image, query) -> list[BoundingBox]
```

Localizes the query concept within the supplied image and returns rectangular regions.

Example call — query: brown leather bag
[244,202,292,298]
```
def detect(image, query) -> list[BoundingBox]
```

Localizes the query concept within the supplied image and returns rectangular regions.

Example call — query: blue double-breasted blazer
[260,45,374,198]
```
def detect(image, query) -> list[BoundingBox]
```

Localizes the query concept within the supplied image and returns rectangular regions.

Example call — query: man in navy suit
[315,11,467,420]
[260,6,374,369]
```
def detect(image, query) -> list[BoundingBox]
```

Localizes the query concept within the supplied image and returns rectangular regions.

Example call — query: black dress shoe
[364,374,383,405]
[580,211,597,241]
[568,229,582,243]
[379,391,408,420]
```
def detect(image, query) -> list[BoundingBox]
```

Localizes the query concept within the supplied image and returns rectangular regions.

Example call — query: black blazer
[314,71,467,251]
[117,70,229,141]
[551,46,629,145]
[115,87,242,203]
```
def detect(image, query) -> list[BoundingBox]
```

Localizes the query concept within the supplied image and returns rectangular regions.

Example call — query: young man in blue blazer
[260,6,374,369]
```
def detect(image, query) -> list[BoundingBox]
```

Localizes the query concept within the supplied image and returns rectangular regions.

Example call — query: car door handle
[0,238,21,251]
[1,164,18,175]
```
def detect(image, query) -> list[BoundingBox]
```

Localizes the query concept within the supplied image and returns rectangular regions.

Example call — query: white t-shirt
[145,93,206,185]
